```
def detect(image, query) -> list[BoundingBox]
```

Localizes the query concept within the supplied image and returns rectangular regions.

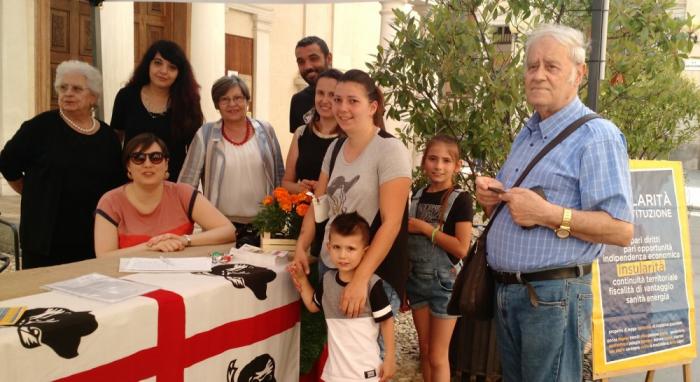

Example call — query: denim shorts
[405,234,461,318]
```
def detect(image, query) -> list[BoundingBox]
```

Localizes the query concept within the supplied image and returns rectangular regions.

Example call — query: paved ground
[0,195,19,271]
[0,194,19,223]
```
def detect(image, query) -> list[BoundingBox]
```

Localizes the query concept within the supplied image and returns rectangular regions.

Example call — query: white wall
[304,4,334,46]
[332,2,382,71]
[226,8,254,38]
[267,4,305,157]
[0,0,35,195]
[99,2,134,123]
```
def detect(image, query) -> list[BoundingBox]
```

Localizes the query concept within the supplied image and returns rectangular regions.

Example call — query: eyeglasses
[219,95,247,105]
[129,152,167,165]
[57,84,88,94]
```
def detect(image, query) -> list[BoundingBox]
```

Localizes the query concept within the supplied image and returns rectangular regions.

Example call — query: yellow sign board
[592,160,696,378]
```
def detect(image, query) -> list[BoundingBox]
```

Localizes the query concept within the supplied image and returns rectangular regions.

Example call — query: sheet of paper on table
[228,245,289,267]
[43,273,159,304]
[119,257,213,273]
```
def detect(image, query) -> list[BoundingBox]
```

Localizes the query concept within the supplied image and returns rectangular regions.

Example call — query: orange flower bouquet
[252,187,312,239]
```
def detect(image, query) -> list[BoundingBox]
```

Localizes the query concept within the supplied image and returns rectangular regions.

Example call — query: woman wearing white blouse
[178,75,284,246]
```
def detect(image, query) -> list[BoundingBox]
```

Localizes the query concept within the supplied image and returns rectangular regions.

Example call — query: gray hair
[525,24,588,65]
[54,60,103,98]
[211,75,251,109]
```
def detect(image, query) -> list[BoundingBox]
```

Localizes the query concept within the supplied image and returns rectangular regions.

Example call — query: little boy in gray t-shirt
[289,212,394,381]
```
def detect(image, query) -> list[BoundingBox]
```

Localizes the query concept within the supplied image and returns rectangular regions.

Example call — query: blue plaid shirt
[487,98,633,272]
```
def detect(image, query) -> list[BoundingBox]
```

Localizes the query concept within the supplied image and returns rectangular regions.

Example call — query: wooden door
[134,2,190,64]
[225,34,254,111]
[48,0,93,110]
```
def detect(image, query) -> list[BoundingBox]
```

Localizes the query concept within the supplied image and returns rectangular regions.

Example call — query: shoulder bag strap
[485,113,601,230]
[327,137,346,178]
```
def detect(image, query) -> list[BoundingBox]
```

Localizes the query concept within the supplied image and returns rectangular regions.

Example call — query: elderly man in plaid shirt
[476,24,634,382]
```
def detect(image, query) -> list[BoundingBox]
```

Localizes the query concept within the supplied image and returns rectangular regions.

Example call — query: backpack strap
[409,187,461,222]
[327,137,346,178]
[441,189,462,224]
[409,187,426,218]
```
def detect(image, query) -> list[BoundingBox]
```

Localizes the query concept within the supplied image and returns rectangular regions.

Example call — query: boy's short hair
[328,212,371,246]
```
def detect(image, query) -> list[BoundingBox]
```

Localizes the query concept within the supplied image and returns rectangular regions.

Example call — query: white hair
[525,24,588,65]
[54,60,103,98]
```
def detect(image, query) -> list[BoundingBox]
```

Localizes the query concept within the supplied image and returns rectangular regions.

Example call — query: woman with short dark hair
[179,74,284,247]
[0,60,124,268]
[94,133,234,256]
[110,40,203,181]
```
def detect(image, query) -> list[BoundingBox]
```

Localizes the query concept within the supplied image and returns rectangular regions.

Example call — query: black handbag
[447,226,495,319]
[446,113,600,320]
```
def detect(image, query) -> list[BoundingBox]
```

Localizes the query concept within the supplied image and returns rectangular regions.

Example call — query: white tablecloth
[0,251,300,381]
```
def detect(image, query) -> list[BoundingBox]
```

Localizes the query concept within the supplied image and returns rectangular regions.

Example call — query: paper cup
[313,195,330,223]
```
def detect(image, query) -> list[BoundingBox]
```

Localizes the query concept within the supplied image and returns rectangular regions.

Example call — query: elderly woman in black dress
[0,60,124,268]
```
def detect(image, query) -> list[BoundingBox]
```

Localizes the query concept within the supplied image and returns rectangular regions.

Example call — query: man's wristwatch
[183,235,192,247]
[555,208,572,239]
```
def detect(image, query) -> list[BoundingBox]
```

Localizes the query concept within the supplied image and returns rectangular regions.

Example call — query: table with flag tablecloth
[0,244,300,381]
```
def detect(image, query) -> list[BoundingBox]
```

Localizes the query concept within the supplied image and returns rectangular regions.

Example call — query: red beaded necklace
[222,120,253,146]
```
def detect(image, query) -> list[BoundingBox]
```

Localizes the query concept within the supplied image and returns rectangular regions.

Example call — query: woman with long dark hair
[291,69,411,381]
[111,40,203,181]
[293,69,411,313]
[282,68,343,195]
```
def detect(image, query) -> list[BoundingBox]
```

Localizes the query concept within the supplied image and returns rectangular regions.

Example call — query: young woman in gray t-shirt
[292,69,412,320]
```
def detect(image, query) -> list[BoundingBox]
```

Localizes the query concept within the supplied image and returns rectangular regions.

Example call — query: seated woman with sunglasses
[94,133,235,256]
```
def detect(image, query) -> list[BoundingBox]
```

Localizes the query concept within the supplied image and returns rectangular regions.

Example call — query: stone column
[190,3,226,122]
[252,11,273,120]
[410,0,431,18]
[99,2,134,123]
[379,0,406,48]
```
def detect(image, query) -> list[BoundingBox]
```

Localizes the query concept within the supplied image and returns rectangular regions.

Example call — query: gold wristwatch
[555,208,572,239]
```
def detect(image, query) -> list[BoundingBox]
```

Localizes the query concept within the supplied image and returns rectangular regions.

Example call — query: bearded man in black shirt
[289,36,332,133]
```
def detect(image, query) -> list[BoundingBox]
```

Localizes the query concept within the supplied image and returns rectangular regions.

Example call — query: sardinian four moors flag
[0,263,300,381]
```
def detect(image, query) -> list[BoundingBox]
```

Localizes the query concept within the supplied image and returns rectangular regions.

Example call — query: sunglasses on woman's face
[129,152,167,165]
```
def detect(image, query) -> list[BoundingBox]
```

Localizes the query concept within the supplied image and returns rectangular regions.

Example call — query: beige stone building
[0,0,419,195]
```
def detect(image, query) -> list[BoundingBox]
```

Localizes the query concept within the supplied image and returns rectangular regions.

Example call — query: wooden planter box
[260,232,296,257]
